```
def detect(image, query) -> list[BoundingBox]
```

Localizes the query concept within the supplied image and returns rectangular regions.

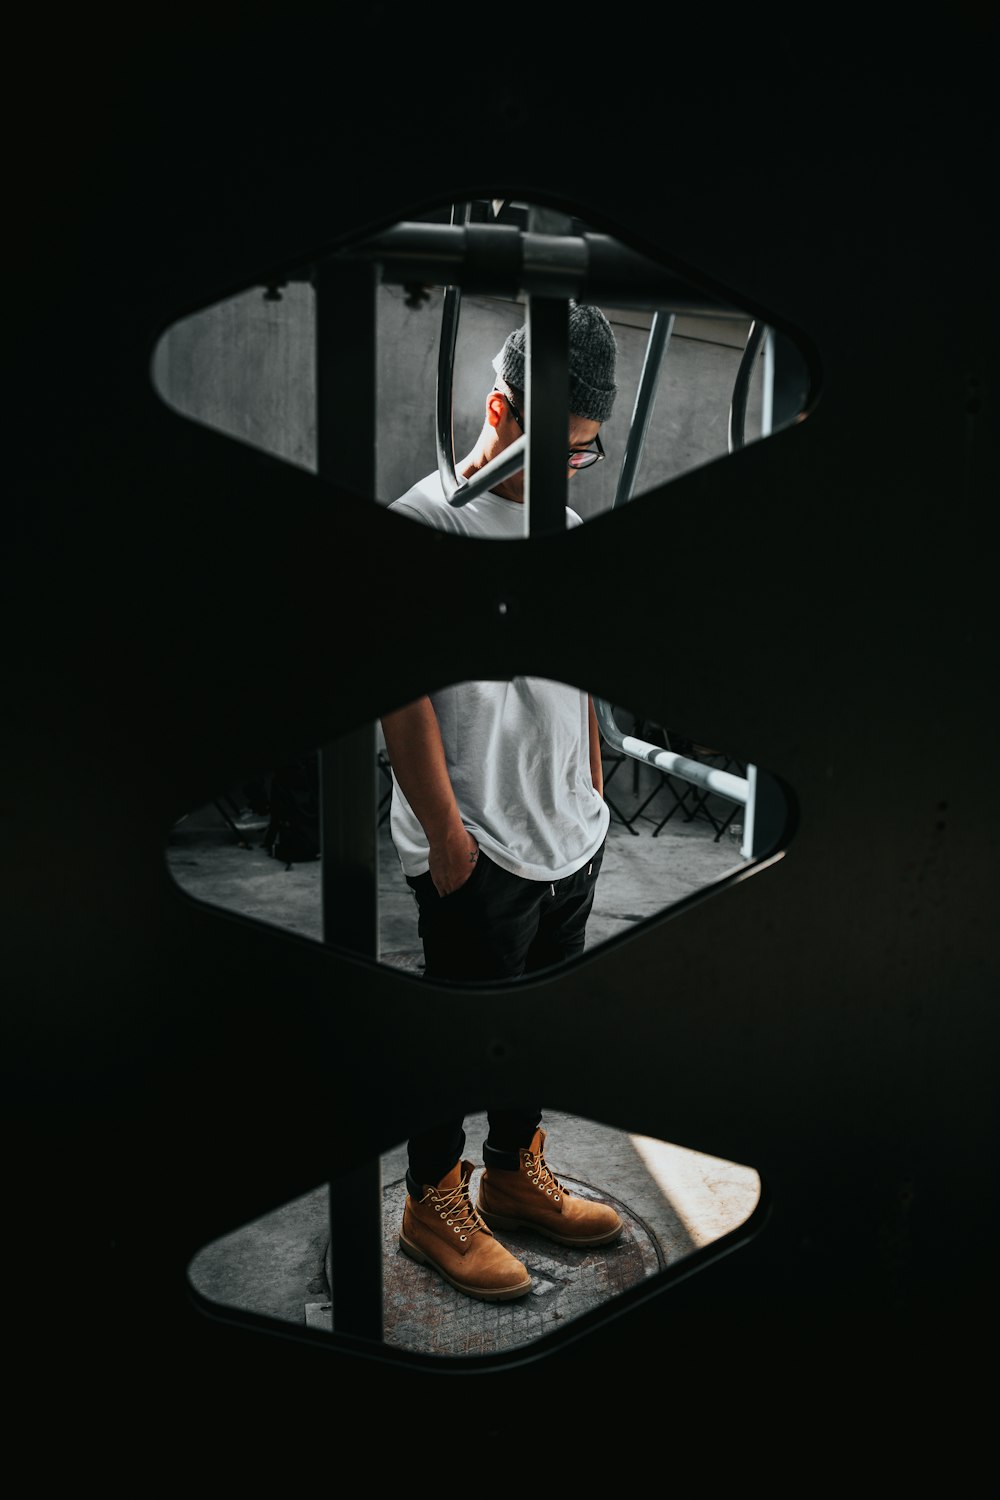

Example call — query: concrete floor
[168,751,760,1358]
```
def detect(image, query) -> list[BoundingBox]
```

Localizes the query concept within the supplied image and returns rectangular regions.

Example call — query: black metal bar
[315,256,380,959]
[591,315,674,771]
[317,736,378,956]
[525,295,569,536]
[435,267,527,507]
[321,223,742,314]
[614,311,674,507]
[434,202,472,503]
[377,750,393,827]
[314,254,383,1344]
[435,282,462,501]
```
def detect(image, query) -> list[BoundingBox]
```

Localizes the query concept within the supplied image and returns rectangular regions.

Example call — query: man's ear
[486,391,506,429]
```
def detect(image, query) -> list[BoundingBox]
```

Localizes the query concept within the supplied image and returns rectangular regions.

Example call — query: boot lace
[423,1175,489,1244]
[524,1146,569,1203]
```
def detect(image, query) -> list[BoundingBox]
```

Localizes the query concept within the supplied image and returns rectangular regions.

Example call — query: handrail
[435,272,462,500]
[593,699,749,806]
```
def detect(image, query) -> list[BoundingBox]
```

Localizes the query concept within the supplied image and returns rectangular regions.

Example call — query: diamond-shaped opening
[375,199,814,529]
[149,195,814,528]
[165,694,789,973]
[187,1108,762,1360]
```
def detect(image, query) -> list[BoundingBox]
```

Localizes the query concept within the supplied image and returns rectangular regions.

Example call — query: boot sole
[398,1234,533,1302]
[479,1209,624,1247]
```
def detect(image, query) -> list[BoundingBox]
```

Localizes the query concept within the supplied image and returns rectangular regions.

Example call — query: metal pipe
[614,310,674,508]
[616,736,748,804]
[728,318,768,453]
[444,437,528,509]
[435,202,535,510]
[594,697,749,806]
[435,203,472,502]
[742,763,758,859]
[330,222,743,315]
[435,284,462,501]
[761,327,775,438]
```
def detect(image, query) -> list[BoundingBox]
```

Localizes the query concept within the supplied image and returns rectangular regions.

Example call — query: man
[381,302,624,1303]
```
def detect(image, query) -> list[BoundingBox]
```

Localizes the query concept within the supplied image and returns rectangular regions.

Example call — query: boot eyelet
[453,1225,461,1232]
[546,1188,552,1195]
[446,1218,453,1225]
[460,1234,467,1242]
[554,1194,560,1202]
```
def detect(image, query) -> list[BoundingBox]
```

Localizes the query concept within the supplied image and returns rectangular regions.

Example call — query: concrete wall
[151,277,777,522]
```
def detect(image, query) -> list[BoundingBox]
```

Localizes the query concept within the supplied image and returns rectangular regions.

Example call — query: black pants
[404,840,605,1187]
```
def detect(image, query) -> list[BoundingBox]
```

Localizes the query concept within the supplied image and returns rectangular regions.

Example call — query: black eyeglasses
[498,390,605,470]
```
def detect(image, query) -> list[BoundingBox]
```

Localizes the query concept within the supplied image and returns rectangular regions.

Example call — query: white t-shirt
[386,472,609,881]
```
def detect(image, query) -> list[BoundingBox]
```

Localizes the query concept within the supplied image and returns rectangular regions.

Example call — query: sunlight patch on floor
[628,1134,761,1247]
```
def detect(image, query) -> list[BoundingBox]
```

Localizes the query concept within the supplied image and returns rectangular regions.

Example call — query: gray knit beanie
[491,302,618,422]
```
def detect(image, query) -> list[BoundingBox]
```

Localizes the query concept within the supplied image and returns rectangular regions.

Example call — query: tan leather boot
[399,1159,533,1301]
[477,1128,624,1246]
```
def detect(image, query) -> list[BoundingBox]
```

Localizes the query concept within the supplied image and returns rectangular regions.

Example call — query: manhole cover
[322,1167,664,1357]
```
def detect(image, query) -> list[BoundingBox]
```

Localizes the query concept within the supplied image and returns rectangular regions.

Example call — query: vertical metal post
[728,319,769,453]
[614,311,674,508]
[525,295,569,536]
[743,763,757,861]
[744,762,787,860]
[761,327,775,438]
[314,254,383,1342]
